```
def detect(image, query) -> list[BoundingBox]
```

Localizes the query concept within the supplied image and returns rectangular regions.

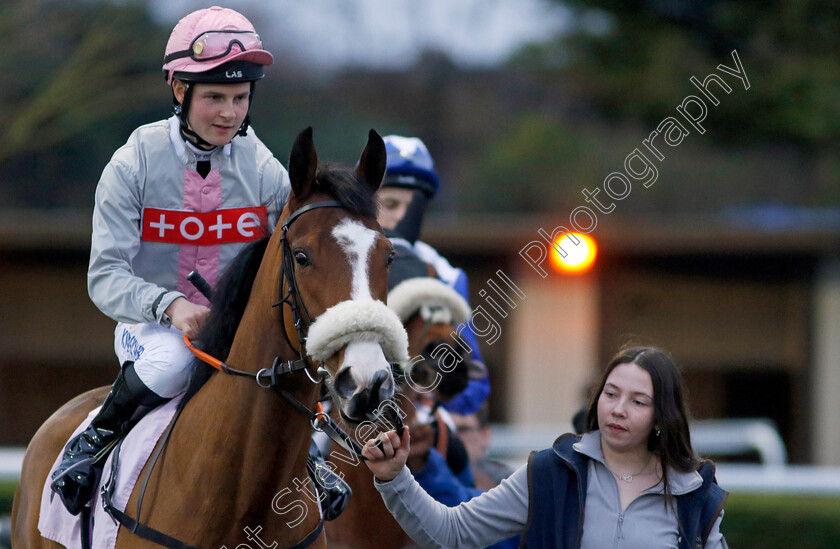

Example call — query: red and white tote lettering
[141,207,268,245]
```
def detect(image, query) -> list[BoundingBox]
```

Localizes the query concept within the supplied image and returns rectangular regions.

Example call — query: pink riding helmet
[162,6,273,84]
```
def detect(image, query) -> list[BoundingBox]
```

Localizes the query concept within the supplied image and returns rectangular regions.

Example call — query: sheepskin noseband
[305,299,409,364]
[387,277,471,326]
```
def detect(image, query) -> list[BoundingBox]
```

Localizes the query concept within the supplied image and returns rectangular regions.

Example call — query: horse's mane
[180,165,377,404]
[181,236,270,404]
[314,163,377,218]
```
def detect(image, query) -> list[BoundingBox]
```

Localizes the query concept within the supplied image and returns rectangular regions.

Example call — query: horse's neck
[198,368,316,477]
[172,304,318,519]
[206,240,318,487]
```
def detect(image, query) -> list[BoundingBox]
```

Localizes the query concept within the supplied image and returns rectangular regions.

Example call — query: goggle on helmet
[162,6,273,85]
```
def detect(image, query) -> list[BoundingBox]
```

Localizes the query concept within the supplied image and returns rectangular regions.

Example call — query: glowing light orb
[548,232,597,275]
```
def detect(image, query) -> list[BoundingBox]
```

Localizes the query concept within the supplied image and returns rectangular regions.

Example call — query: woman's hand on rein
[362,426,411,482]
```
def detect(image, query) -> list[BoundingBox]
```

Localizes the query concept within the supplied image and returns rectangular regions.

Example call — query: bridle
[184,198,403,445]
[273,199,404,441]
[275,200,343,359]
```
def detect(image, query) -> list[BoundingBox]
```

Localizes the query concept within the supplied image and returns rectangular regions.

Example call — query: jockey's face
[173,80,251,147]
[376,187,414,230]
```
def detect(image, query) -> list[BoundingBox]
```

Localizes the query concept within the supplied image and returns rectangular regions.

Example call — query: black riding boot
[50,362,167,515]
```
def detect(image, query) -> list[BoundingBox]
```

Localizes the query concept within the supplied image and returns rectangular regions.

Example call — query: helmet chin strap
[392,190,428,244]
[174,83,214,149]
[236,82,256,137]
[173,81,256,149]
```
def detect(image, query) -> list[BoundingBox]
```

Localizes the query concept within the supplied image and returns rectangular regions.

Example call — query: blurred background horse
[325,247,483,549]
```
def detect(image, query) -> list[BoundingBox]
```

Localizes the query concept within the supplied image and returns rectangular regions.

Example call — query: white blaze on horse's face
[332,219,377,301]
[330,219,395,415]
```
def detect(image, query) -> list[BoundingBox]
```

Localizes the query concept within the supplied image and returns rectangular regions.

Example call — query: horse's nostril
[370,369,387,393]
[334,367,357,399]
[371,369,393,402]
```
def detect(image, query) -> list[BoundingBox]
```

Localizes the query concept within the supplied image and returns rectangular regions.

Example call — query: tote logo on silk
[142,207,268,245]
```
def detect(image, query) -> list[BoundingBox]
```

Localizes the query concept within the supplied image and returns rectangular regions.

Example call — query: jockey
[50,6,290,514]
[377,135,490,415]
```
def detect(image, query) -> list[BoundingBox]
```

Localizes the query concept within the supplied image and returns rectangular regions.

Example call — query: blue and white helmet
[383,135,441,198]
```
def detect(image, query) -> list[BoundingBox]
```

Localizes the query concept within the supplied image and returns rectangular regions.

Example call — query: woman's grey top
[374,431,726,549]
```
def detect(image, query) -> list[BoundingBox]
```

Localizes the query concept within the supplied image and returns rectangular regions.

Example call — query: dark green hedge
[722,493,840,548]
[0,480,14,548]
[0,483,15,516]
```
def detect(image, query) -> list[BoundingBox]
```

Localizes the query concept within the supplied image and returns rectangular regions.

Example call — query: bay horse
[326,268,478,549]
[12,127,408,549]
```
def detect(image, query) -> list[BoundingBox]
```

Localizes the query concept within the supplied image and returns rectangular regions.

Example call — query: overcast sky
[150,0,570,69]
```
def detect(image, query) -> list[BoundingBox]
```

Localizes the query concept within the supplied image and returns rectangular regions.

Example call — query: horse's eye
[386,251,396,267]
[294,251,310,266]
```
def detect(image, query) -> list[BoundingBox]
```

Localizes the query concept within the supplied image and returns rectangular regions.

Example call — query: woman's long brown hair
[585,346,701,506]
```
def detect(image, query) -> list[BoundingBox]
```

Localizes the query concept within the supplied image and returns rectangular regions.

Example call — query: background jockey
[377,135,490,416]
[50,6,289,515]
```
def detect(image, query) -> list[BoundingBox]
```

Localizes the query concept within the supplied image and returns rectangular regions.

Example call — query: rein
[183,334,367,459]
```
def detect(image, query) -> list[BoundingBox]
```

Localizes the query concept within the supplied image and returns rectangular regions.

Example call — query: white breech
[114,322,195,398]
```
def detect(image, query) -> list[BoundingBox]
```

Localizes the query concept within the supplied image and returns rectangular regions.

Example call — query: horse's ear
[288,126,318,198]
[355,129,387,194]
